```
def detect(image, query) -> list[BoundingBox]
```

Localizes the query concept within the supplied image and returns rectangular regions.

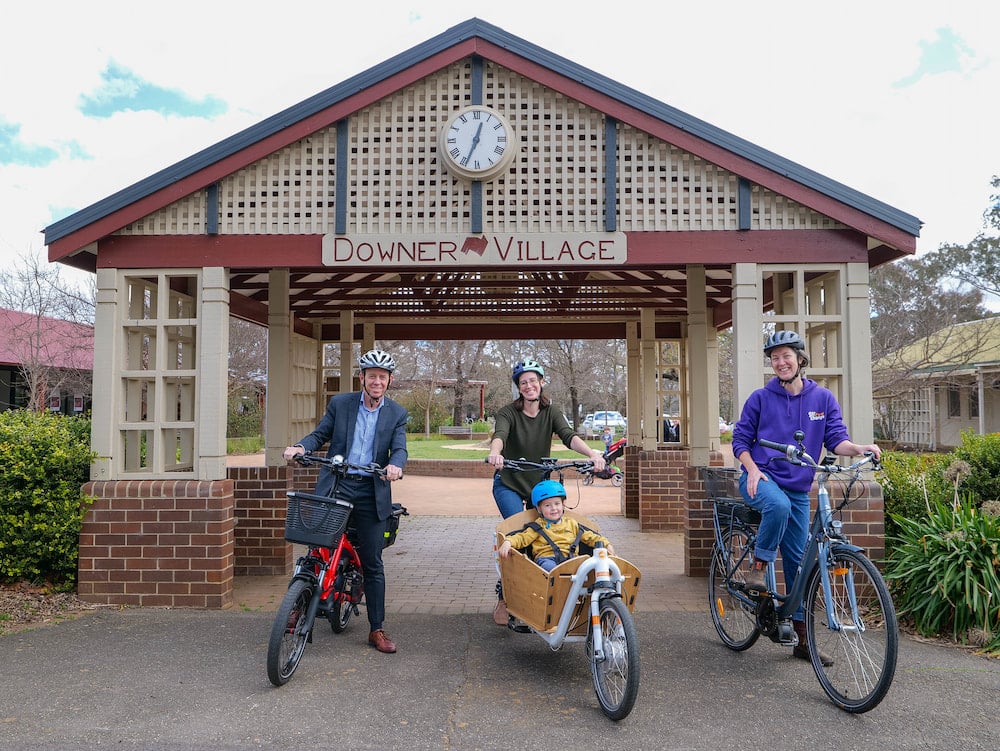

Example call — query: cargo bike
[494,457,642,721]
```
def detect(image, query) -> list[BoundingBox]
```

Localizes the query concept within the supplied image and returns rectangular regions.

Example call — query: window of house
[970,389,980,419]
[947,386,961,418]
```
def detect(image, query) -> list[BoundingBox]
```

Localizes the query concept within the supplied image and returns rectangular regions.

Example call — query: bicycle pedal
[507,616,531,634]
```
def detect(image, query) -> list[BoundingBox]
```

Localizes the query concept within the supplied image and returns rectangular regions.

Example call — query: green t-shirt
[493,402,577,500]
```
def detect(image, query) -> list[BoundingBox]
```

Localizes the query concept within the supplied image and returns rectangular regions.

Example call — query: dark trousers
[336,479,388,632]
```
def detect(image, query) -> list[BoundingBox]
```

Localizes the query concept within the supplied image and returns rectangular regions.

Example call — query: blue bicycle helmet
[531,479,567,508]
[763,330,805,357]
[512,359,544,384]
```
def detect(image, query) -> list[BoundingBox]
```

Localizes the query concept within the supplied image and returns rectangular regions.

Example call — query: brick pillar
[636,447,690,531]
[78,480,235,608]
[229,464,294,576]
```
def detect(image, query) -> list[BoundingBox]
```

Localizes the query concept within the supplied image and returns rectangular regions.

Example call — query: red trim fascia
[477,40,916,253]
[623,229,870,264]
[49,45,477,263]
[96,235,323,268]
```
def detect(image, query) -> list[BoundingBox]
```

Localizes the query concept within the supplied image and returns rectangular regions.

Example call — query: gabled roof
[45,17,921,265]
[877,317,1000,376]
[0,307,94,370]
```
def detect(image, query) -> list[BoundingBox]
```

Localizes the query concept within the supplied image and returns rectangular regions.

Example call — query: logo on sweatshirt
[808,411,826,421]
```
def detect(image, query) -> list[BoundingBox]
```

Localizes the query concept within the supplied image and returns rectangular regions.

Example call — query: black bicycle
[266,453,407,686]
[704,432,897,713]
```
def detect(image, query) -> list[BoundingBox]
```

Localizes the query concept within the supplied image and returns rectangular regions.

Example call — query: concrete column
[686,265,716,465]
[731,263,764,431]
[265,269,291,466]
[197,267,229,479]
[845,262,876,444]
[339,312,356,393]
[640,309,658,451]
[89,268,118,481]
[625,321,640,446]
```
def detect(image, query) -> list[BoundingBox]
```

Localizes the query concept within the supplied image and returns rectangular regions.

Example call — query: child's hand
[498,540,512,558]
[606,543,616,557]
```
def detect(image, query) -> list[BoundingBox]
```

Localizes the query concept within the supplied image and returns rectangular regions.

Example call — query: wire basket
[701,467,741,501]
[284,491,354,548]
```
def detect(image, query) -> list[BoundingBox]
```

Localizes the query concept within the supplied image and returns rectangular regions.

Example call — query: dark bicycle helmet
[358,348,396,373]
[531,479,567,508]
[763,330,806,357]
[511,359,545,384]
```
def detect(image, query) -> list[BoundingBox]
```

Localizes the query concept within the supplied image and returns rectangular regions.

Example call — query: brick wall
[404,458,494,478]
[229,465,293,576]
[78,479,235,608]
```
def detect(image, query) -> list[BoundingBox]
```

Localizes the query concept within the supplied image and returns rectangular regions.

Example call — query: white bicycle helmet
[358,349,396,373]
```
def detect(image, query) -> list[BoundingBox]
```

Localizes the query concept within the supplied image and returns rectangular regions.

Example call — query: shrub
[879,450,951,543]
[885,498,1000,654]
[0,411,95,587]
[951,431,1000,506]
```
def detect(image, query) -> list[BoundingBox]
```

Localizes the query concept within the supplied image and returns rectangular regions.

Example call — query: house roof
[880,317,1000,376]
[0,308,94,371]
[44,17,921,260]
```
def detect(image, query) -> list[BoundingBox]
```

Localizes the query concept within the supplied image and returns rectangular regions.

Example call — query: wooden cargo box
[496,509,641,634]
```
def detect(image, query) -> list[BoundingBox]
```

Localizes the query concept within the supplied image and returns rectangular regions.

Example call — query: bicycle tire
[804,548,898,713]
[329,561,360,633]
[589,596,640,721]
[266,578,314,686]
[708,527,760,651]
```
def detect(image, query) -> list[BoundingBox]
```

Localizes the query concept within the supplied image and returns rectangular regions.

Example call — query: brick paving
[232,473,707,615]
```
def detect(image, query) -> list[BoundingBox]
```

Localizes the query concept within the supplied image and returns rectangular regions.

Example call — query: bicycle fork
[815,542,865,634]
[588,547,618,662]
[291,563,330,643]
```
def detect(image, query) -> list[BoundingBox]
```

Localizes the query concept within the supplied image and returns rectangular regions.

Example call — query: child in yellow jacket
[498,480,614,571]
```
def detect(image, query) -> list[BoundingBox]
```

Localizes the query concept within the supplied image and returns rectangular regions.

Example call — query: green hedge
[0,411,95,587]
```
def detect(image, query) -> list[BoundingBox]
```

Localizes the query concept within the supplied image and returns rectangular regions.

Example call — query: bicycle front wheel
[589,596,640,721]
[708,527,760,651]
[267,578,314,686]
[804,548,898,713]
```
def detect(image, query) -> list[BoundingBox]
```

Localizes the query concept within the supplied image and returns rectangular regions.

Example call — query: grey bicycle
[703,431,898,713]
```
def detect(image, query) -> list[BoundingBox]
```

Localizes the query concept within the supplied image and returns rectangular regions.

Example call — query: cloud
[78,62,228,119]
[0,119,60,167]
[893,26,980,87]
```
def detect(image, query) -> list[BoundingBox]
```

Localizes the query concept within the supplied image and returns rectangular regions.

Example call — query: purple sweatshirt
[730,377,851,493]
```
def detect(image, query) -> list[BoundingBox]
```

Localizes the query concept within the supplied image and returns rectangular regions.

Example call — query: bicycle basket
[383,503,408,548]
[701,467,741,500]
[284,492,354,548]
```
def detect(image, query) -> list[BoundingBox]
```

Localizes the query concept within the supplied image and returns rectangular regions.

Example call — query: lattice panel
[752,186,845,230]
[117,190,208,235]
[483,64,606,233]
[349,63,468,234]
[289,333,318,439]
[219,128,338,234]
[617,125,739,231]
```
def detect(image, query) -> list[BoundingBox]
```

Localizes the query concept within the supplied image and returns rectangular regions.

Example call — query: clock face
[439,106,517,181]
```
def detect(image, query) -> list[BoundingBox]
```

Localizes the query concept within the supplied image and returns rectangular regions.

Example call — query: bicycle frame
[290,529,364,639]
[711,445,877,633]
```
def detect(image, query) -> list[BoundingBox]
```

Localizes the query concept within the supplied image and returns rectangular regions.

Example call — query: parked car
[719,417,733,435]
[584,410,626,437]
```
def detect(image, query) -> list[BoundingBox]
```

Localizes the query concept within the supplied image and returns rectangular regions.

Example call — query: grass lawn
[404,436,606,460]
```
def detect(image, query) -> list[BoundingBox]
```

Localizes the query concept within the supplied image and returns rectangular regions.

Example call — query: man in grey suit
[283,349,408,654]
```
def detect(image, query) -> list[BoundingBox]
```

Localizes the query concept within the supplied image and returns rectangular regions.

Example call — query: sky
[1,1,997,284]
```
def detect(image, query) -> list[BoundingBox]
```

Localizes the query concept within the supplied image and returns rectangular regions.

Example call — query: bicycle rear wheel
[804,548,898,713]
[329,561,361,633]
[589,596,640,721]
[267,578,314,686]
[708,527,760,650]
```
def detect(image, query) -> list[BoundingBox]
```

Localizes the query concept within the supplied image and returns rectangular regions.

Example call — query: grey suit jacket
[296,391,409,520]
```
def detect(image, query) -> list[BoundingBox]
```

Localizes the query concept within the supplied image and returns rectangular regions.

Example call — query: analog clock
[438,105,517,181]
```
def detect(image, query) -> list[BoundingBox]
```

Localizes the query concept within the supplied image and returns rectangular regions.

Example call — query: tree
[0,252,95,412]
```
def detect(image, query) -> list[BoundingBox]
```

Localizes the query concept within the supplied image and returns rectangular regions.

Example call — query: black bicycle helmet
[358,349,396,373]
[763,330,806,357]
[511,359,544,384]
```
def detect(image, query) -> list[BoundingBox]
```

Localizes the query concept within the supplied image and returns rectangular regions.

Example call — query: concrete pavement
[1,471,998,750]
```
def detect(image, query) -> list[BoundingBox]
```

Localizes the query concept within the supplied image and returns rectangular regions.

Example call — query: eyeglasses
[518,377,542,386]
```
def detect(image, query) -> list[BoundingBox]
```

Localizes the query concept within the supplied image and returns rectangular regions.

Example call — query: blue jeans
[535,556,558,572]
[739,472,810,621]
[493,473,527,518]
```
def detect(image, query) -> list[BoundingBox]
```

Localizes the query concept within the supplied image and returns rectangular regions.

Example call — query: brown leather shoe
[493,598,508,626]
[792,620,833,666]
[368,629,397,653]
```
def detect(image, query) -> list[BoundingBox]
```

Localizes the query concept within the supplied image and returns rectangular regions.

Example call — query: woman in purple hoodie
[730,330,881,664]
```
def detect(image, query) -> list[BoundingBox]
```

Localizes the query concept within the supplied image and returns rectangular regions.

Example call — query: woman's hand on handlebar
[486,452,504,469]
[283,445,305,462]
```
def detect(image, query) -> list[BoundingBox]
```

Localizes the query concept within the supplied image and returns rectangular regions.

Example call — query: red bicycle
[266,453,407,686]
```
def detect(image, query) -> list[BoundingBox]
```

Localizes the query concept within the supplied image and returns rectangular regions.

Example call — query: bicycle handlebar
[486,457,595,474]
[294,452,388,478]
[757,438,881,474]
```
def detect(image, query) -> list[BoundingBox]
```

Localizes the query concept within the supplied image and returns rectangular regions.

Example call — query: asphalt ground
[1,472,998,750]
